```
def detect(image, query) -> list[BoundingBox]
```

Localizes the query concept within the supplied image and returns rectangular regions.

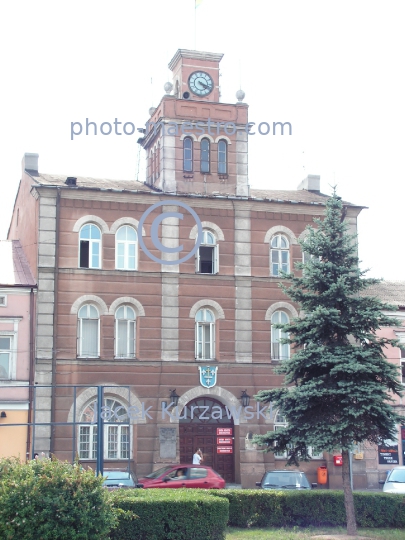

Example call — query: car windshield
[102,472,135,486]
[387,469,405,483]
[144,466,173,479]
[263,472,310,489]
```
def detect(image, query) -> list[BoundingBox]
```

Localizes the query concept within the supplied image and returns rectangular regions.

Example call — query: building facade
[0,240,36,459]
[8,49,368,487]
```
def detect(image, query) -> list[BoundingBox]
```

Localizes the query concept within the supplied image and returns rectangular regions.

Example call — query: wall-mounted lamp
[169,389,180,407]
[240,390,250,408]
[0,411,7,418]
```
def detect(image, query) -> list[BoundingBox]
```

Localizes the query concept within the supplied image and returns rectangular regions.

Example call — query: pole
[349,450,353,490]
[96,386,104,476]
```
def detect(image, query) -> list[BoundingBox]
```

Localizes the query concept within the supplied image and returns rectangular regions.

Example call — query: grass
[225,526,404,539]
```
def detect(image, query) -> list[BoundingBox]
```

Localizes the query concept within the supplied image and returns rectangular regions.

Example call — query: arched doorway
[179,397,234,482]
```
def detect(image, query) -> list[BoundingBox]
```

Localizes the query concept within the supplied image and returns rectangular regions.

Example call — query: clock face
[188,71,214,96]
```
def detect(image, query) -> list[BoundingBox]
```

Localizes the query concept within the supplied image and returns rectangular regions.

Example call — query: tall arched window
[200,138,210,173]
[270,234,289,276]
[271,310,289,360]
[274,410,323,459]
[218,140,227,174]
[77,304,100,357]
[195,308,215,360]
[115,306,136,358]
[115,225,137,270]
[183,137,193,172]
[78,398,130,459]
[196,230,218,274]
[79,224,101,269]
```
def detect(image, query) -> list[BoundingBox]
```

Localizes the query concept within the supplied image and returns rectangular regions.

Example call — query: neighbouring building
[7,49,369,488]
[0,240,36,459]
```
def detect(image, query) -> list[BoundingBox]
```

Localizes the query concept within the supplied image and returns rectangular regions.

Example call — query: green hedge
[0,457,119,540]
[109,488,229,540]
[209,490,405,529]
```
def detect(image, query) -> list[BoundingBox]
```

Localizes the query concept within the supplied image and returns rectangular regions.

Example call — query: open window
[79,224,101,269]
[196,230,218,274]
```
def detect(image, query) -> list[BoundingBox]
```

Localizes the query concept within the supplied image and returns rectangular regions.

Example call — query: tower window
[183,137,193,172]
[200,138,210,173]
[218,140,227,174]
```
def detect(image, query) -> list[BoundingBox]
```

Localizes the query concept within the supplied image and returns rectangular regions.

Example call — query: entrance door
[179,397,235,483]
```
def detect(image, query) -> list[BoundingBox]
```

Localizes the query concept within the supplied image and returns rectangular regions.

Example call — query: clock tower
[139,49,249,197]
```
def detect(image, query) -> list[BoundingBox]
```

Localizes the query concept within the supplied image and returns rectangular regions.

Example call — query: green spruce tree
[254,190,405,536]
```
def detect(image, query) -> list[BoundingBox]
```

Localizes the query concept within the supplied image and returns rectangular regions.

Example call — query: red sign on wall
[217,446,233,454]
[217,437,232,445]
[217,428,232,436]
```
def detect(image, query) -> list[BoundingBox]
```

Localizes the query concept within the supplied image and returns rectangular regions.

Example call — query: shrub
[0,457,119,540]
[109,488,229,540]
[209,489,405,528]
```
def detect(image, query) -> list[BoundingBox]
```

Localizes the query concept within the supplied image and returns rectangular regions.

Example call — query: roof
[29,173,360,207]
[0,240,36,287]
[362,281,405,308]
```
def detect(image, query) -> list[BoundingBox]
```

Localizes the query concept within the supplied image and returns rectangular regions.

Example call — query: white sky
[0,0,404,279]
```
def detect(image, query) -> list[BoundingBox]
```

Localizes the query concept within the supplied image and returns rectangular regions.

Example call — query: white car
[380,466,405,493]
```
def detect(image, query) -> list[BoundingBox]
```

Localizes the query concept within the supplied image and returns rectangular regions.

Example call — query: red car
[138,464,225,489]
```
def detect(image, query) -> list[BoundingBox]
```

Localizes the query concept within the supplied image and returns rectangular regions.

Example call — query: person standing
[192,448,203,464]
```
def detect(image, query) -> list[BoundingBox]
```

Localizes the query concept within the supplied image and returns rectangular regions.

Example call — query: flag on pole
[195,0,203,7]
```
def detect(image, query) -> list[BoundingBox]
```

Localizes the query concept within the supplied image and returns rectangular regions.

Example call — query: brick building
[7,49,365,487]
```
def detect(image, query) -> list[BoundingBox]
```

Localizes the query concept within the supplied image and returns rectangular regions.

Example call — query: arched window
[78,398,130,460]
[196,230,218,274]
[149,150,153,181]
[218,140,227,174]
[157,142,160,177]
[195,308,215,360]
[183,137,193,172]
[270,234,289,276]
[79,224,101,269]
[77,304,100,357]
[115,306,136,358]
[200,138,210,173]
[115,225,137,270]
[274,410,323,460]
[271,310,289,360]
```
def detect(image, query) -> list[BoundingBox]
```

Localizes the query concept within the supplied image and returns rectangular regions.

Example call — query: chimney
[22,153,39,176]
[297,174,320,193]
[65,177,77,186]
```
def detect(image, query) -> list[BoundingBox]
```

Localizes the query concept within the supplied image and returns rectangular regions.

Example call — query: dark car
[256,470,317,490]
[138,464,225,489]
[102,470,140,490]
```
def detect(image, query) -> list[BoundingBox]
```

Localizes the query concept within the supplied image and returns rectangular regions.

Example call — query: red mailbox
[333,455,343,466]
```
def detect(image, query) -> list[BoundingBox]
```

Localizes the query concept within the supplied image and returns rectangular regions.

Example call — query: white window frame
[78,398,131,460]
[274,411,323,459]
[78,224,102,269]
[0,295,7,307]
[77,304,100,358]
[218,139,227,174]
[271,311,290,360]
[195,308,215,360]
[114,306,136,359]
[195,230,219,274]
[270,234,290,276]
[0,318,20,380]
[115,226,138,270]
[0,334,14,380]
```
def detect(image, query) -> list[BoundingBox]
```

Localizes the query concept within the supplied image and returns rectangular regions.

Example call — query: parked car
[102,470,140,490]
[380,466,405,493]
[256,470,317,490]
[137,464,225,489]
